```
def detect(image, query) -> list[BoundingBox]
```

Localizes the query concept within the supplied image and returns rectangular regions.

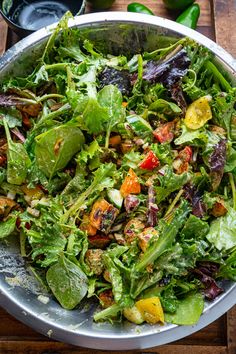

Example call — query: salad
[0,17,236,327]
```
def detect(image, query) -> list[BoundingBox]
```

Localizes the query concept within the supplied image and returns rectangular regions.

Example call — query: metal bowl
[0,12,236,350]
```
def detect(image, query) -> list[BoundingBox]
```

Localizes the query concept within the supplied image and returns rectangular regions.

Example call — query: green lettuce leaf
[165,292,204,325]
[206,207,236,250]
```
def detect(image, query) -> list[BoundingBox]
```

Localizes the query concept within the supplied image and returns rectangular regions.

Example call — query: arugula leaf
[165,292,204,325]
[206,207,236,250]
[102,252,124,303]
[35,124,85,178]
[134,200,190,273]
[46,254,88,310]
[3,118,31,185]
[0,216,17,239]
[97,85,125,148]
[61,162,116,223]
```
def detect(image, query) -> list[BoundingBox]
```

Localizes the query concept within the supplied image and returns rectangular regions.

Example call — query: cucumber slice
[107,189,123,209]
[127,115,153,138]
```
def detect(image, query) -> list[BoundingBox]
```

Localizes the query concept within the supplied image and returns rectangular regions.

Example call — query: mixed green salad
[0,17,236,327]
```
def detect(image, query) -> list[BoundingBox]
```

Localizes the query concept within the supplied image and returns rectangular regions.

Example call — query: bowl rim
[0,12,235,350]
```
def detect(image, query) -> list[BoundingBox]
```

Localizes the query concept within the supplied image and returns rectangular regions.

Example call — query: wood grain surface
[0,0,236,353]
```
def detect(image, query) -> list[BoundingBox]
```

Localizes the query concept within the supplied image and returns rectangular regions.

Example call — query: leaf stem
[229,173,236,210]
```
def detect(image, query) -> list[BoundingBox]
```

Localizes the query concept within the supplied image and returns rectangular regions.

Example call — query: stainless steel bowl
[0,12,236,350]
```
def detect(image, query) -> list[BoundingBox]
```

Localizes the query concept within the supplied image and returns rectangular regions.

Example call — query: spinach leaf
[165,292,204,325]
[97,85,125,148]
[46,255,88,309]
[206,207,236,250]
[35,124,85,178]
[149,98,181,118]
[3,118,31,185]
[0,216,16,239]
[82,97,110,134]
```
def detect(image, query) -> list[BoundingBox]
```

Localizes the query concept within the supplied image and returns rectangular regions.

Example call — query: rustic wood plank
[0,307,228,346]
[227,306,236,354]
[213,0,236,57]
[0,341,229,354]
[0,15,8,56]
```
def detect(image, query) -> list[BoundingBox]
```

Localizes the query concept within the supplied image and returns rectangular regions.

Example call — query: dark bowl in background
[0,0,86,37]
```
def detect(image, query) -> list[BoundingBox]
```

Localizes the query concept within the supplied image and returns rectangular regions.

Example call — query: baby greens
[0,17,235,328]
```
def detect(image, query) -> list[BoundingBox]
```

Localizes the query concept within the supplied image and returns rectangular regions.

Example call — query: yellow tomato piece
[136,297,164,325]
[184,96,212,130]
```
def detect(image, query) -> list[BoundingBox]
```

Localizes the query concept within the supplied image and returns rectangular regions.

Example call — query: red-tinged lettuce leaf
[183,184,206,218]
[147,185,159,227]
[209,139,227,190]
[193,268,223,300]
[143,49,190,86]
[98,67,132,96]
[143,49,190,112]
[0,94,30,106]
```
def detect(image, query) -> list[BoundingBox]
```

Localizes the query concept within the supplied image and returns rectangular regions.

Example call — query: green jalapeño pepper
[127,2,154,15]
[176,3,200,29]
[162,0,195,11]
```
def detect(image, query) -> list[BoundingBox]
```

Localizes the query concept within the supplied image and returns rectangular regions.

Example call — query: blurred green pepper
[162,0,195,10]
[176,3,200,29]
[127,2,154,15]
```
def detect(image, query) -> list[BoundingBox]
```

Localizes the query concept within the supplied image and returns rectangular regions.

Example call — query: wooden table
[0,0,236,353]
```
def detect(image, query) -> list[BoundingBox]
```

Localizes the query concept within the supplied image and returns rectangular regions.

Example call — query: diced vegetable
[135,297,164,324]
[80,214,97,236]
[126,115,153,138]
[153,121,175,143]
[120,168,141,197]
[184,96,212,130]
[89,199,119,233]
[139,150,160,170]
[123,305,144,324]
[107,189,124,209]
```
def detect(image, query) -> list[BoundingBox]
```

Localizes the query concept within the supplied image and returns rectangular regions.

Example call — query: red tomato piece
[178,146,192,162]
[153,121,175,143]
[139,151,160,170]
